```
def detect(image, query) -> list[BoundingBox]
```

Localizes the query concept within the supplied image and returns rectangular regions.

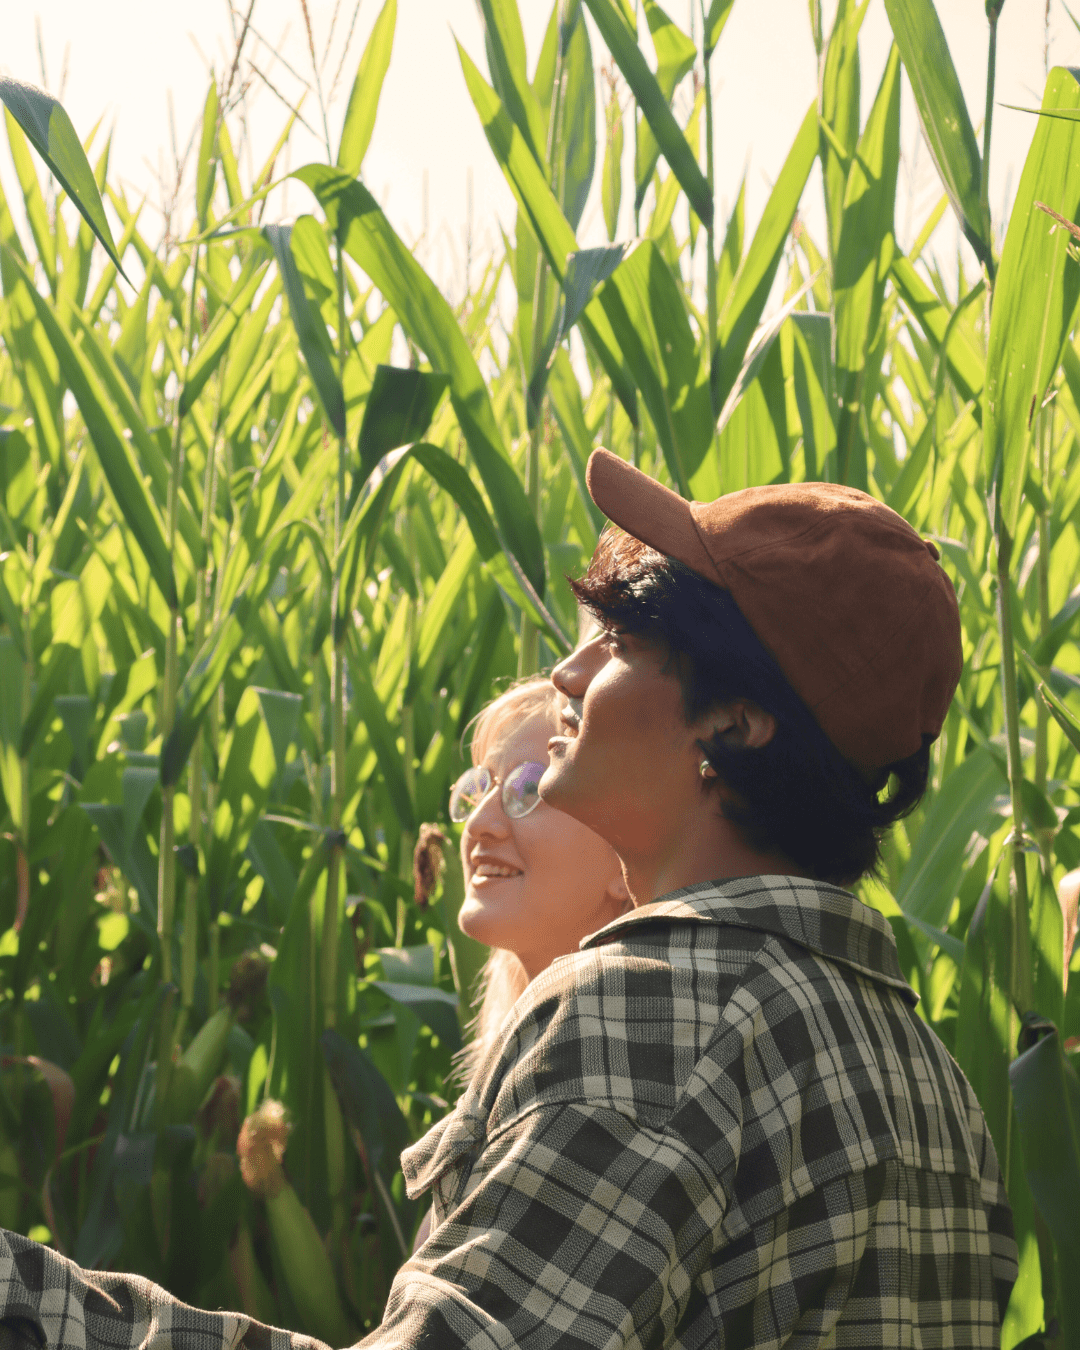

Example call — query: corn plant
[0,0,1077,1346]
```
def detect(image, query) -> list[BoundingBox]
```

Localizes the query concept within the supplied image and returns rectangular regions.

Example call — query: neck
[618,807,809,907]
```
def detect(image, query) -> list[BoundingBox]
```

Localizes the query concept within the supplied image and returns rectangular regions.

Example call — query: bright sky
[2,0,1075,301]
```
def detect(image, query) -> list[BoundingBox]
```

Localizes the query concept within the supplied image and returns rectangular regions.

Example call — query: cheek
[516,812,613,895]
[511,812,565,886]
[586,670,666,749]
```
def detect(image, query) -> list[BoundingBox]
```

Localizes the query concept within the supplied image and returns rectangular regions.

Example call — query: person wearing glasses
[447,674,631,1079]
[409,675,631,1255]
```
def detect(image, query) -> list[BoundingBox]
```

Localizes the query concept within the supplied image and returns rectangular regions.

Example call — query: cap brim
[586,448,714,577]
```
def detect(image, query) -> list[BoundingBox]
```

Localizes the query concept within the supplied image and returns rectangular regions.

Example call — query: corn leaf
[1038,680,1080,754]
[703,0,737,56]
[407,443,572,651]
[889,254,984,408]
[346,633,415,831]
[7,254,175,606]
[715,276,816,442]
[457,42,638,423]
[601,80,624,242]
[881,0,990,272]
[337,0,397,178]
[1010,1015,1080,1344]
[0,637,25,836]
[790,313,836,481]
[475,0,548,172]
[0,78,129,282]
[984,66,1080,537]
[695,339,786,498]
[533,0,597,233]
[179,249,272,415]
[66,307,205,572]
[163,449,337,786]
[196,83,219,232]
[296,163,546,594]
[357,366,450,482]
[634,1,696,208]
[833,43,901,488]
[714,102,818,415]
[819,0,869,261]
[583,0,712,227]
[5,110,56,294]
[596,238,712,493]
[895,746,1007,928]
[955,845,1041,1344]
[265,219,346,440]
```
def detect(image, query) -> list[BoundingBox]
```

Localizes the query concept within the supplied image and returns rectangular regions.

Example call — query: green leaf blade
[264,218,347,441]
[296,163,546,596]
[985,66,1080,536]
[0,78,129,282]
[583,0,713,227]
[337,0,397,178]
[357,366,450,481]
[881,0,990,269]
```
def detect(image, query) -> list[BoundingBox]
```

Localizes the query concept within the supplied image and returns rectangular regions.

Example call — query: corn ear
[266,1182,353,1345]
[237,1100,353,1344]
[165,1006,234,1123]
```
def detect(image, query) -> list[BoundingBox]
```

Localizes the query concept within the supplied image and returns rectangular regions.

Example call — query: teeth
[474,863,521,878]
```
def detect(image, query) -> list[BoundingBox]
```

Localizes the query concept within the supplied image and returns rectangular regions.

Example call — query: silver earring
[700,759,716,780]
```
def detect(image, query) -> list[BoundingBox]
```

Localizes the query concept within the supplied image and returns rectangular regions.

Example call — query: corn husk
[165,1006,234,1124]
[237,1101,352,1345]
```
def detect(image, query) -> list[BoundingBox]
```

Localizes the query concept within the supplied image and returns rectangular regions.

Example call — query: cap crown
[686,483,961,771]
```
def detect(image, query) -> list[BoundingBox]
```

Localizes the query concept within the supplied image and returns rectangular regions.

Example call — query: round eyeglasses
[448,761,546,823]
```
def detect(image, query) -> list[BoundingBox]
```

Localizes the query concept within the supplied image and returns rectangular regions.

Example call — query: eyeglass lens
[448,761,546,823]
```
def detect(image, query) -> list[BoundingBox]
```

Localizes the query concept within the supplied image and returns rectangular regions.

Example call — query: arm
[0,1230,330,1350]
[362,1101,724,1350]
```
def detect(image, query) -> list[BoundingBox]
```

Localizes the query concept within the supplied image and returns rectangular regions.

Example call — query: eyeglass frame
[448,760,547,823]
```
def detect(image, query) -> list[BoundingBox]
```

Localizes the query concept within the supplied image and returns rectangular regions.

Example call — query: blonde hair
[454,677,557,1082]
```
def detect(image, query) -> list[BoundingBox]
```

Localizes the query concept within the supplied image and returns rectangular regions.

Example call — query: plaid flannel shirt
[0,875,1016,1350]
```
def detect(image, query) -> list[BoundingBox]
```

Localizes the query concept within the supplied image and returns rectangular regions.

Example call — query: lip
[558,706,581,736]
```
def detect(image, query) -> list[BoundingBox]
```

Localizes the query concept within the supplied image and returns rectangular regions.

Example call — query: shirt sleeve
[0,1229,328,1350]
[361,1101,726,1350]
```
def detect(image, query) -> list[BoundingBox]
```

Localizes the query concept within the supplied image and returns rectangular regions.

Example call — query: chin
[538,757,576,809]
[540,762,596,832]
[458,895,503,948]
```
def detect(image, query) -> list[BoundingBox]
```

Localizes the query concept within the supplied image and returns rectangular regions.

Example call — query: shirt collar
[580,873,918,1006]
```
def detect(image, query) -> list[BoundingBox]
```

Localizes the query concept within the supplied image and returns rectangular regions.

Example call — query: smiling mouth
[471,863,523,880]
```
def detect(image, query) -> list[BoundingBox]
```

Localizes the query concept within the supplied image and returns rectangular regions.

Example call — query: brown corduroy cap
[585,448,963,775]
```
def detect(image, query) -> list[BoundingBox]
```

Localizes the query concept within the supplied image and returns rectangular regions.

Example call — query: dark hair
[568,528,932,888]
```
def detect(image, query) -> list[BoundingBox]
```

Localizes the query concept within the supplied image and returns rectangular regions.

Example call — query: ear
[703,700,777,750]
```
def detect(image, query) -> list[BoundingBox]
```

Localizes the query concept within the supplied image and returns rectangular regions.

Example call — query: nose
[551,633,603,700]
[464,780,509,840]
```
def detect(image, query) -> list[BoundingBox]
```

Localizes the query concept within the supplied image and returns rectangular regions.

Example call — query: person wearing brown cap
[363,451,1018,1348]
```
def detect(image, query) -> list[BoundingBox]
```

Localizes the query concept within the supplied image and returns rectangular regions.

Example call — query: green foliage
[0,4,1077,1347]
